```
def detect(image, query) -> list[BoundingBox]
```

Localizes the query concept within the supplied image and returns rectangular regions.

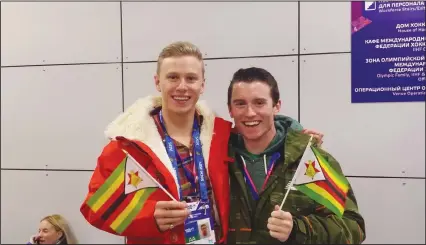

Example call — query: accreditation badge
[184,200,215,244]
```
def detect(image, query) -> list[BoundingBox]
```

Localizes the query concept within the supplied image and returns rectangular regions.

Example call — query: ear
[273,99,281,114]
[154,74,161,92]
[228,104,234,119]
[200,78,206,95]
[57,230,64,238]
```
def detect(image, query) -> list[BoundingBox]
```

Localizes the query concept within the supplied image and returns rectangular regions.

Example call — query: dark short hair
[227,67,280,106]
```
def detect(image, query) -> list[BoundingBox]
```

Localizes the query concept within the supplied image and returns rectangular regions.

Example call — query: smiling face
[229,81,281,142]
[154,55,205,116]
[37,220,63,244]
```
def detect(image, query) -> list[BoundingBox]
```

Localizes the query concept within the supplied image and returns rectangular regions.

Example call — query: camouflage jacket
[227,130,366,244]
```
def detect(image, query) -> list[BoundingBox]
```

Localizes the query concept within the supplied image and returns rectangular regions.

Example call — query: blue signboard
[351,1,425,103]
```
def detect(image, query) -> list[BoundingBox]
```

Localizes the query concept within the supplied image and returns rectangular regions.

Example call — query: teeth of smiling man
[173,96,190,101]
[243,121,260,126]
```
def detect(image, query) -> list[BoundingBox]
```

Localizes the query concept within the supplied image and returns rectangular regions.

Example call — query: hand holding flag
[267,205,294,242]
[154,201,190,232]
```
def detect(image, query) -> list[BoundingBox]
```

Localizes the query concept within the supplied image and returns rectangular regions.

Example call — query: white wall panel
[203,57,299,121]
[1,2,121,66]
[300,2,351,54]
[349,177,425,244]
[122,2,298,62]
[1,64,122,170]
[123,63,160,108]
[300,54,425,177]
[0,170,124,244]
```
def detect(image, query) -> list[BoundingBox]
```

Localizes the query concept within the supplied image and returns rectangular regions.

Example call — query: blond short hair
[156,41,204,75]
[41,214,78,244]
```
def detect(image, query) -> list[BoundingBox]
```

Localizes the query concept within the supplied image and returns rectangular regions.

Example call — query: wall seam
[120,1,125,113]
[297,1,301,123]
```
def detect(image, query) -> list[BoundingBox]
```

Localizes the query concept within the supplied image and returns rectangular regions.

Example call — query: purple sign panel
[351,1,425,103]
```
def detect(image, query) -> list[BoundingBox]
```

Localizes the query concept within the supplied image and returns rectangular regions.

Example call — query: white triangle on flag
[124,155,159,195]
[293,145,326,185]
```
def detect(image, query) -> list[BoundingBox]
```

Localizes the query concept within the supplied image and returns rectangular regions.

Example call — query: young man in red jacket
[81,41,232,244]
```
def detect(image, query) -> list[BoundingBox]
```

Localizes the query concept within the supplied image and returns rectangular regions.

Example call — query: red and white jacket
[80,96,232,244]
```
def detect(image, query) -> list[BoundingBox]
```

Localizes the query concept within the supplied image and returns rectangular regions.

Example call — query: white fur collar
[104,95,216,199]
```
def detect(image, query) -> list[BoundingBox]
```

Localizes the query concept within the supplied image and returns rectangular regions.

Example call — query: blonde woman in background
[27,214,78,244]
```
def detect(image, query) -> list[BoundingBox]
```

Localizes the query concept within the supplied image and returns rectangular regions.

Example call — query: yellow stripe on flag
[109,189,146,231]
[91,174,124,212]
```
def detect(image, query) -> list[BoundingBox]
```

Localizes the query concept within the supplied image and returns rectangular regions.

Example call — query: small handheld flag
[83,150,177,235]
[280,136,350,217]
[124,151,177,202]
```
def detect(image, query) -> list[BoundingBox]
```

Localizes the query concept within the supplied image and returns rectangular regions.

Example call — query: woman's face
[37,220,62,244]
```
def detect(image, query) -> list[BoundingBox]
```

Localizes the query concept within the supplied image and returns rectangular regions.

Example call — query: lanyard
[240,152,281,201]
[158,110,208,202]
[171,148,197,191]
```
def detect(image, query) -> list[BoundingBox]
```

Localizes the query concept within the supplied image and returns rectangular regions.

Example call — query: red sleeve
[80,141,165,238]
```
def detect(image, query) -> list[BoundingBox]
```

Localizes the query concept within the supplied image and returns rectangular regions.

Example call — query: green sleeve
[289,150,366,244]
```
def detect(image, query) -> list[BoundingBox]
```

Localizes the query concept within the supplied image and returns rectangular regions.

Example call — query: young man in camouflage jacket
[226,67,366,244]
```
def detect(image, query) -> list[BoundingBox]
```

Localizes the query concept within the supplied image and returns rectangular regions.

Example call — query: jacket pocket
[289,192,321,216]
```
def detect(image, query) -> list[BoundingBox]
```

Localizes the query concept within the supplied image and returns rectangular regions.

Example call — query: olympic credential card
[184,202,215,244]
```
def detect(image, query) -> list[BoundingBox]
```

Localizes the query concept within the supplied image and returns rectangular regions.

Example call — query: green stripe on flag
[87,158,126,208]
[311,147,349,186]
[115,188,156,234]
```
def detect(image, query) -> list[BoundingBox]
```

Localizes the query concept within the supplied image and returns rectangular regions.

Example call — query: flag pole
[279,135,314,210]
[123,151,178,202]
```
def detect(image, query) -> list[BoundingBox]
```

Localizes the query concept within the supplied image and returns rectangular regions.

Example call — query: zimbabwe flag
[293,145,349,217]
[82,155,159,234]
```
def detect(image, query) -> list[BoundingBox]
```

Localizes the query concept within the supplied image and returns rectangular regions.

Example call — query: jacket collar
[104,95,216,187]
